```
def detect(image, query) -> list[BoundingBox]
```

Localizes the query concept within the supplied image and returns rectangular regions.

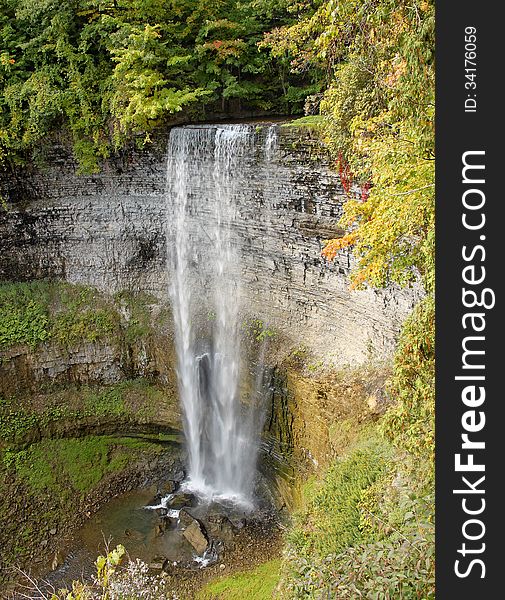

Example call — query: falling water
[264,124,279,161]
[165,124,272,506]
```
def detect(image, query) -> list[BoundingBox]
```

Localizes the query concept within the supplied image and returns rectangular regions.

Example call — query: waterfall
[264,124,279,162]
[165,124,273,506]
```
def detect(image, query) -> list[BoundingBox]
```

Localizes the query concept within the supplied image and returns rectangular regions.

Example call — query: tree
[0,0,311,172]
[264,0,435,293]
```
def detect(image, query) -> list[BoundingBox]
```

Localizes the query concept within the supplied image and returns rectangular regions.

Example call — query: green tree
[0,0,312,172]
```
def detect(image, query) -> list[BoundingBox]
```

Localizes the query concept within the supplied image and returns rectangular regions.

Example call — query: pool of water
[40,488,194,593]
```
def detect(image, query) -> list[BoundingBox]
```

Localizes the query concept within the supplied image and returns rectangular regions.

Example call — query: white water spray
[165,124,272,505]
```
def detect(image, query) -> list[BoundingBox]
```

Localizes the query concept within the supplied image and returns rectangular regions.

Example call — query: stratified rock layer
[0,124,421,365]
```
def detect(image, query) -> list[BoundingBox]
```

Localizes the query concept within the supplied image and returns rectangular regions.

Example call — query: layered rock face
[0,124,420,365]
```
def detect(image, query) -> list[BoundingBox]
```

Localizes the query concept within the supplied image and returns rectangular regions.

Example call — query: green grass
[0,281,51,349]
[83,385,126,417]
[286,433,392,560]
[198,560,281,600]
[0,378,176,447]
[114,290,158,345]
[282,115,325,128]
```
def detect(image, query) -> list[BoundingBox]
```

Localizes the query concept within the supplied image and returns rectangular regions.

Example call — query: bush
[381,295,435,465]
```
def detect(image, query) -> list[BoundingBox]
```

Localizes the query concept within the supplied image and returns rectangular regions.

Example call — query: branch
[392,184,434,196]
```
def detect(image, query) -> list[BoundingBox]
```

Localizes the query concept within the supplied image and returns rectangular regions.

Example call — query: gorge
[1,120,422,598]
[0,0,436,596]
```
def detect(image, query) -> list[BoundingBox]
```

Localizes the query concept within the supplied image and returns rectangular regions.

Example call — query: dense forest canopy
[0,0,322,171]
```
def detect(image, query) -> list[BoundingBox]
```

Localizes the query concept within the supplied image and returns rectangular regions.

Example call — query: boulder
[206,513,235,541]
[231,517,247,530]
[178,508,197,529]
[168,492,196,509]
[173,469,186,482]
[158,480,178,496]
[182,520,208,555]
[149,556,168,572]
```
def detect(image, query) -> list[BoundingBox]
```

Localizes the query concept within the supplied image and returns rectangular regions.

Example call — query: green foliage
[114,290,157,345]
[0,281,51,349]
[0,378,170,448]
[0,280,120,350]
[83,385,126,417]
[245,318,276,342]
[6,435,162,494]
[281,433,434,599]
[269,0,435,292]
[281,115,324,128]
[198,559,281,600]
[53,308,118,345]
[286,436,391,562]
[380,294,435,465]
[0,0,313,171]
[109,23,210,142]
[46,544,126,600]
[0,401,69,443]
[95,543,126,593]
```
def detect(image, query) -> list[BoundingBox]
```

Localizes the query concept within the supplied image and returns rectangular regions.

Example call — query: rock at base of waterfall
[173,469,186,482]
[206,513,235,542]
[149,556,168,572]
[154,521,166,537]
[158,480,178,496]
[169,492,196,509]
[178,508,197,528]
[183,520,209,555]
[231,516,247,530]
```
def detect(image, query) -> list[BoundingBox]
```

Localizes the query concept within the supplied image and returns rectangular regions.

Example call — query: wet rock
[232,517,247,530]
[206,513,235,541]
[158,480,178,495]
[154,521,166,537]
[183,520,209,555]
[173,469,186,482]
[163,515,179,529]
[178,508,197,529]
[169,492,196,509]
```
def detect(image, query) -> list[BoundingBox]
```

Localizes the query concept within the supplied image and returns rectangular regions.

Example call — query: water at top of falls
[165,123,277,508]
[264,124,279,162]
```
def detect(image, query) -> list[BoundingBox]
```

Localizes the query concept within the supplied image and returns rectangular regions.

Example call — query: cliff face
[0,124,420,365]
